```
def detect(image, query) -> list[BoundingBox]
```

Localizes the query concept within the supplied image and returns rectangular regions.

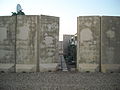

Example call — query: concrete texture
[77,16,120,72]
[16,15,38,72]
[0,15,59,72]
[101,16,120,73]
[0,16,16,72]
[77,16,100,72]
[38,15,59,72]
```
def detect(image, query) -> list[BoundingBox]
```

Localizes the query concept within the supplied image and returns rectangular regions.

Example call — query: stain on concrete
[80,28,93,43]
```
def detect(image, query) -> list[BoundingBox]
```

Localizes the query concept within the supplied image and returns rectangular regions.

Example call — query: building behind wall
[63,34,77,70]
[0,15,59,72]
[77,16,120,72]
[59,41,63,54]
[63,35,74,57]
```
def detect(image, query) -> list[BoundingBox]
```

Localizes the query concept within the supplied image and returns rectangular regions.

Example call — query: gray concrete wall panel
[16,15,37,64]
[0,15,59,72]
[38,15,59,71]
[0,16,16,72]
[77,16,100,72]
[39,15,59,64]
[16,15,38,72]
[101,16,120,72]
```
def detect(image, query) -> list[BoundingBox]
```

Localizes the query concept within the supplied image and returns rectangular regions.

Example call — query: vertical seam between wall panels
[57,18,59,63]
[14,15,17,72]
[36,16,40,72]
[77,17,79,70]
[99,16,102,72]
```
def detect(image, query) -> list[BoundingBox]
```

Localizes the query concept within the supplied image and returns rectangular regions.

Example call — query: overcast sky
[0,0,120,40]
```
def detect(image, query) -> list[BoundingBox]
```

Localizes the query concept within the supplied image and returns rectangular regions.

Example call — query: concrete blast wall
[0,15,59,72]
[101,16,120,73]
[0,16,16,72]
[38,15,59,72]
[16,15,38,72]
[77,16,120,72]
[77,16,100,72]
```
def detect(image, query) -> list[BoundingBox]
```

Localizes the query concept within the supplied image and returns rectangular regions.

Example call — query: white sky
[0,0,120,41]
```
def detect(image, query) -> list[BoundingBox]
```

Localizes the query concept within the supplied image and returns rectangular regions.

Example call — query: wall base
[101,64,120,73]
[77,64,99,72]
[0,64,14,72]
[16,64,36,72]
[39,63,58,72]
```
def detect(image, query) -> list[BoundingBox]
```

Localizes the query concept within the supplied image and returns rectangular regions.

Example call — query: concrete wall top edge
[40,15,59,22]
[0,15,37,17]
[17,15,38,16]
[101,16,120,18]
[77,16,120,18]
[0,16,15,17]
[0,15,59,18]
[77,16,100,18]
[40,15,59,18]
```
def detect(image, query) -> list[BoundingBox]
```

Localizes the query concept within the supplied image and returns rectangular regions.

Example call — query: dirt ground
[0,71,120,90]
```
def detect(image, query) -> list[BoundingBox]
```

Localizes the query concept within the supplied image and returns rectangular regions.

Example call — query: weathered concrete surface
[101,16,120,73]
[16,15,37,64]
[0,16,16,72]
[16,15,38,72]
[38,15,59,72]
[0,15,59,72]
[77,16,100,72]
[63,35,73,56]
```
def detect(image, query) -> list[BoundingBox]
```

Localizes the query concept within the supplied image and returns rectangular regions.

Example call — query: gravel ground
[0,71,120,90]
